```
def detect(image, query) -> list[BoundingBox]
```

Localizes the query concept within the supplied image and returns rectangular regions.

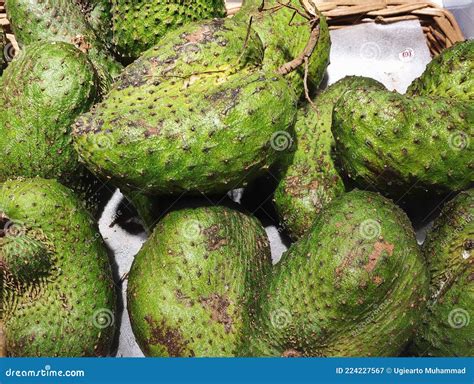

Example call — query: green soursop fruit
[112,18,264,90]
[236,0,331,95]
[248,190,428,357]
[5,0,122,88]
[274,76,384,239]
[73,18,297,195]
[0,178,116,356]
[127,206,271,356]
[332,89,473,198]
[0,41,112,218]
[412,189,473,356]
[408,40,473,101]
[110,0,226,61]
[0,42,99,183]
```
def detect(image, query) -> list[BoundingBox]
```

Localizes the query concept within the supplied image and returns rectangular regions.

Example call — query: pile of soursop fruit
[0,0,472,357]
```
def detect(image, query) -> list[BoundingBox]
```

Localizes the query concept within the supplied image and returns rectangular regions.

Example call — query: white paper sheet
[326,20,432,93]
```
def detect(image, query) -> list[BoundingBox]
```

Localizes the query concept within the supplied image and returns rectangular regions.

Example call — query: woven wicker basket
[0,0,466,60]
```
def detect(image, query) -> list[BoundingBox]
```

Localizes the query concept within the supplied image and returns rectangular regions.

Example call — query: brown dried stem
[276,24,320,76]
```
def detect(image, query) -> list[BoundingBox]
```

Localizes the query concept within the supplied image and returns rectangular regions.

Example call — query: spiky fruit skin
[412,189,473,356]
[0,178,116,356]
[236,0,331,96]
[73,19,297,195]
[75,71,296,194]
[248,190,428,357]
[0,42,99,185]
[0,40,112,217]
[274,77,385,239]
[76,0,114,48]
[127,206,271,357]
[332,89,473,197]
[274,106,345,240]
[5,0,122,87]
[110,0,226,61]
[408,40,473,101]
[112,18,264,90]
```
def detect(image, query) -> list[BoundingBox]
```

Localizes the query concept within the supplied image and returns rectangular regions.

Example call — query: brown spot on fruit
[184,28,207,43]
[70,35,91,53]
[144,315,189,357]
[199,294,233,333]
[373,275,384,285]
[203,225,227,251]
[365,241,394,273]
[175,289,193,307]
[335,247,363,277]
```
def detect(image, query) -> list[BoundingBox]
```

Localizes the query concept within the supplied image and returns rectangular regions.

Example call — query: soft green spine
[5,0,122,88]
[248,190,428,357]
[127,206,271,356]
[0,178,116,356]
[0,42,99,184]
[332,89,473,197]
[110,0,227,61]
[412,189,473,356]
[274,76,385,239]
[407,40,473,101]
